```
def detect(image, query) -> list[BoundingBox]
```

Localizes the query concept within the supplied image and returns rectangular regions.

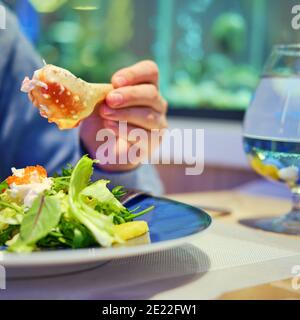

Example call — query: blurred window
[6,0,300,115]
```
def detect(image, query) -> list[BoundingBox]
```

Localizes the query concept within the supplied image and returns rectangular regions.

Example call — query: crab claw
[21,65,113,130]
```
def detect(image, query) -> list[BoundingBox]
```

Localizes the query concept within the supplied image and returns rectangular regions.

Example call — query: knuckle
[124,86,138,101]
[126,69,136,82]
[143,60,159,79]
[115,68,136,84]
[148,85,159,101]
[112,67,127,80]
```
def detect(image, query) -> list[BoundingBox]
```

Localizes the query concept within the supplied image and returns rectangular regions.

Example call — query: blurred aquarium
[4,0,300,118]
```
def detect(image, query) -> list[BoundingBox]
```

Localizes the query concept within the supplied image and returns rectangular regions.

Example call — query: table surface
[165,190,300,300]
[3,189,300,300]
[168,190,291,223]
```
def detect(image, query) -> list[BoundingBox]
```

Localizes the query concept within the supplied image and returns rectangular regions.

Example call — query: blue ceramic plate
[127,195,212,243]
[1,195,212,268]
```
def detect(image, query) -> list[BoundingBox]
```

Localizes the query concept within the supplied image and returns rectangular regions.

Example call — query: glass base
[240,212,300,235]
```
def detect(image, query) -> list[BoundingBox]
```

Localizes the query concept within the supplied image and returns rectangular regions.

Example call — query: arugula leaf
[125,206,155,220]
[9,194,62,251]
[53,163,74,178]
[110,206,154,225]
[51,177,71,194]
[111,186,127,200]
[51,163,75,193]
[0,225,19,246]
[37,217,97,249]
[60,218,97,248]
[36,232,63,248]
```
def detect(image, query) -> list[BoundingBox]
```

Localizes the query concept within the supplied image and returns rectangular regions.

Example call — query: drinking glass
[243,44,300,235]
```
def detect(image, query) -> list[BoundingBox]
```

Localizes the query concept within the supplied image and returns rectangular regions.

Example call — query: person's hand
[80,60,168,171]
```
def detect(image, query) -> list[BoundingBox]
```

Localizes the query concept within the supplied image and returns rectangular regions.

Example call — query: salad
[0,156,153,253]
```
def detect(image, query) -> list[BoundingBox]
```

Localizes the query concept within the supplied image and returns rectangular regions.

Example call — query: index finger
[111,60,159,88]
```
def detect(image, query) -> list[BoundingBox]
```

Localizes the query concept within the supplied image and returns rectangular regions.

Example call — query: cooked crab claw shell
[21,64,113,130]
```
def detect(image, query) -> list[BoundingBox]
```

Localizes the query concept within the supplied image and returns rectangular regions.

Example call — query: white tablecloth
[1,221,300,300]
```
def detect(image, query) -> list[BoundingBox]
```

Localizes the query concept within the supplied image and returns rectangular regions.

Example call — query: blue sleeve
[0,6,164,195]
[0,7,80,179]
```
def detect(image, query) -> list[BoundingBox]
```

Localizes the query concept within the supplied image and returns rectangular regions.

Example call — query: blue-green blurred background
[4,0,300,117]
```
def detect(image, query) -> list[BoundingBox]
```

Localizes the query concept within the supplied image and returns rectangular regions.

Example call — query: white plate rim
[0,222,212,268]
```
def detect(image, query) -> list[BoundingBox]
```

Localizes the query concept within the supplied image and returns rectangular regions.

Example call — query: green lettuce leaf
[9,194,63,252]
[37,216,97,249]
[68,155,121,247]
[81,180,125,210]
[0,208,23,227]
